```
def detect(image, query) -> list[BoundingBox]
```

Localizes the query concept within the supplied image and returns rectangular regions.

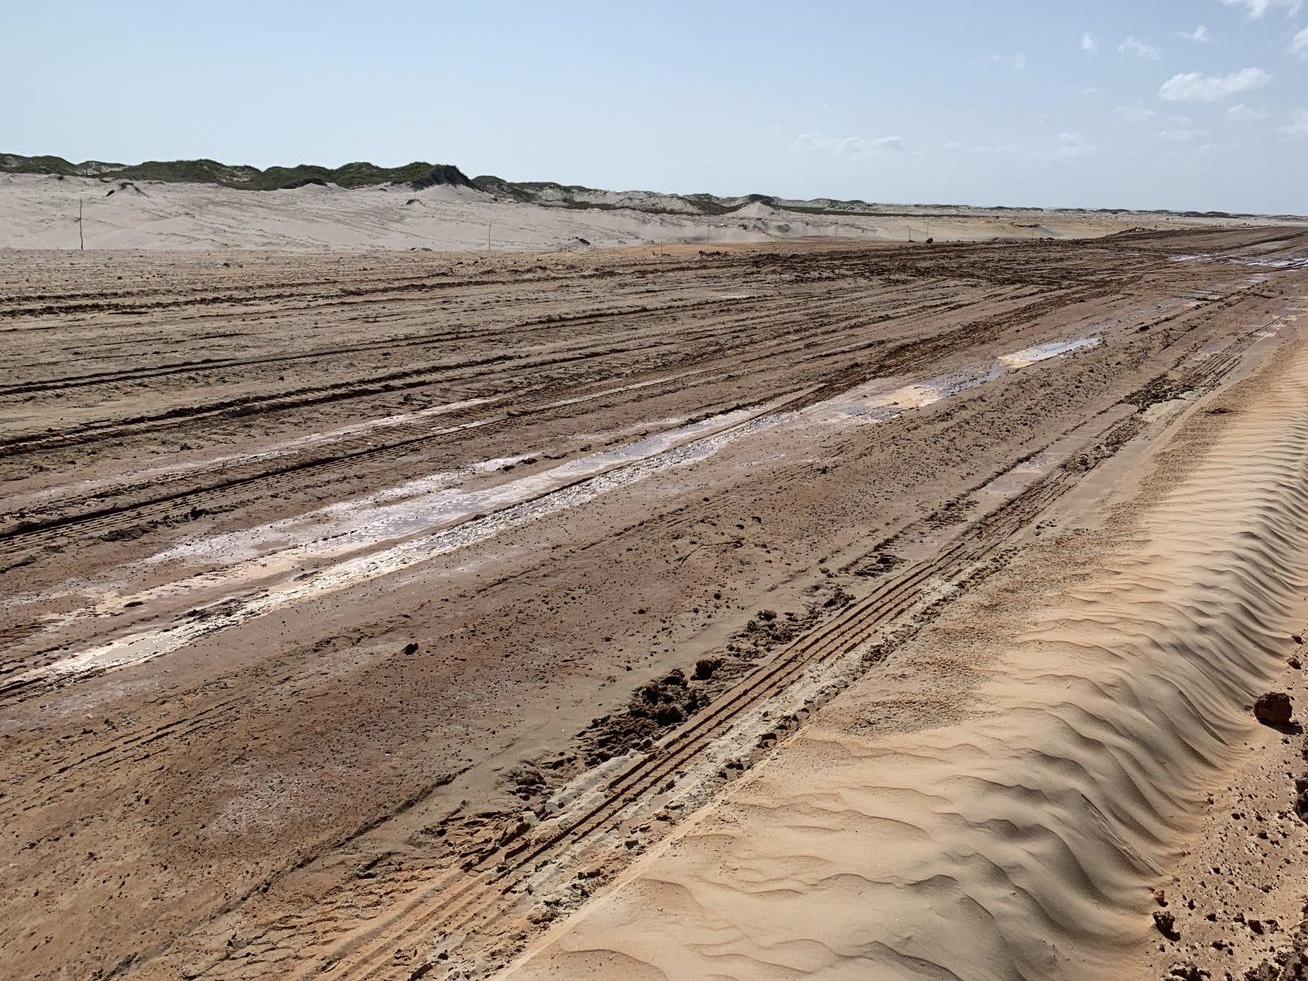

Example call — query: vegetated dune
[503,340,1308,979]
[0,171,1287,252]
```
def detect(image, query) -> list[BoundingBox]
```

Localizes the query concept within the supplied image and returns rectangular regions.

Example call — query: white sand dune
[502,341,1308,979]
[0,172,1270,252]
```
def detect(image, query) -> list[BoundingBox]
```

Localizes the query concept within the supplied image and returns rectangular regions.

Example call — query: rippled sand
[504,341,1308,979]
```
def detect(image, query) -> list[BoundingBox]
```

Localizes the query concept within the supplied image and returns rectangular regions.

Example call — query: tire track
[161,332,1257,981]
[0,285,1069,563]
[6,233,1300,981]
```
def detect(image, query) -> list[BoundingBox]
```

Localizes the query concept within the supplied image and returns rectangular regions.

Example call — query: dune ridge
[503,334,1308,979]
[0,172,1285,252]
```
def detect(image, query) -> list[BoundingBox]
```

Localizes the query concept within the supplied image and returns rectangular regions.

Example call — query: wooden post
[78,199,84,250]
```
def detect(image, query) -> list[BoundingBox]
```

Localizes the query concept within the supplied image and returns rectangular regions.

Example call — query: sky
[4,1,1307,213]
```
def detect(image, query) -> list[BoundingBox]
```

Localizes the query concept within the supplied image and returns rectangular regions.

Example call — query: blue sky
[5,1,1307,212]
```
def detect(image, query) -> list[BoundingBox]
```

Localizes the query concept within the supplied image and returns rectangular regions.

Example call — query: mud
[3,230,1308,980]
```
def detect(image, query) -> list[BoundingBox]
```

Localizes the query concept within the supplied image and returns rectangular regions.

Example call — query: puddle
[808,336,1101,423]
[1248,257,1308,270]
[806,369,999,423]
[1171,252,1308,271]
[998,337,1100,367]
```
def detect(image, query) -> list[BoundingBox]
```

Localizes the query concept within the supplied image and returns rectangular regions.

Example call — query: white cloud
[1158,128,1208,141]
[1180,25,1210,42]
[1279,108,1308,138]
[1049,132,1095,160]
[1081,32,1098,53]
[793,133,905,156]
[1159,67,1272,101]
[1118,36,1161,59]
[1116,103,1157,122]
[990,53,1027,70]
[970,143,1021,155]
[1220,0,1303,16]
[1222,0,1269,14]
[1293,26,1308,60]
[1228,103,1270,121]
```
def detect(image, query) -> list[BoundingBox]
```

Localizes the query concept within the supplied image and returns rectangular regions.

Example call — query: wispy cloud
[793,133,905,156]
[1118,36,1161,59]
[970,143,1021,155]
[1159,67,1271,101]
[1219,0,1303,17]
[1293,26,1308,60]
[990,53,1027,70]
[1279,108,1308,139]
[1116,103,1157,122]
[1080,32,1098,53]
[1228,103,1270,121]
[1047,132,1095,161]
[1180,25,1210,42]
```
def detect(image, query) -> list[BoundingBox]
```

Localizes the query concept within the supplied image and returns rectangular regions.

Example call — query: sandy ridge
[1,173,1289,252]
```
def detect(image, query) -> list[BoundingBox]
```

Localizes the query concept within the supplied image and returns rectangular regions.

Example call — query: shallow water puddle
[998,336,1100,367]
[807,335,1100,423]
[1172,251,1308,271]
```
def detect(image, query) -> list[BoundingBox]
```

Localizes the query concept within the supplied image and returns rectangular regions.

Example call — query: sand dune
[503,339,1308,979]
[0,172,1279,252]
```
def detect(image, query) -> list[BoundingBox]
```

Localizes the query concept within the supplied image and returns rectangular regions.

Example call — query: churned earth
[2,229,1307,980]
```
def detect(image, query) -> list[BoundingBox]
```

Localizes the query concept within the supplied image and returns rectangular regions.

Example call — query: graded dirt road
[2,230,1306,980]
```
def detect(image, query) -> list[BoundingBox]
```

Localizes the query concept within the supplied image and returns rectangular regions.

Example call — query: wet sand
[2,230,1307,980]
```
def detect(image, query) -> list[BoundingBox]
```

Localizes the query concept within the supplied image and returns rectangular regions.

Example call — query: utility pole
[78,199,84,251]
[487,222,492,253]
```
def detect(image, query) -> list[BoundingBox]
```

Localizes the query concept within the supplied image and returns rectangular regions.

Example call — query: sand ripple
[502,341,1308,979]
